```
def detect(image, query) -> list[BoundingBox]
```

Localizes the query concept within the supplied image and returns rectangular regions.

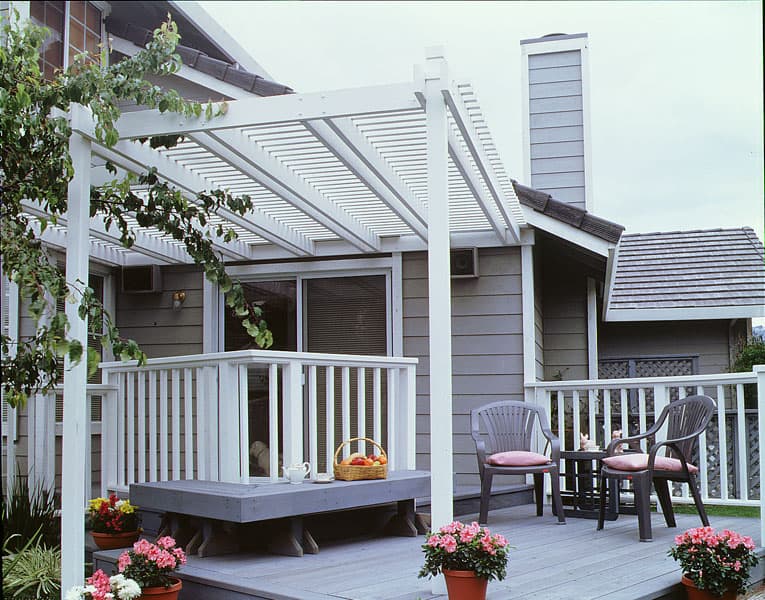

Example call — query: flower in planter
[669,526,759,597]
[65,569,141,600]
[117,536,186,589]
[87,495,140,534]
[418,521,510,581]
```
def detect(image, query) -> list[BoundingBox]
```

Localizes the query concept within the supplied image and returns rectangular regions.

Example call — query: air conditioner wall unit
[121,265,162,294]
[450,248,479,279]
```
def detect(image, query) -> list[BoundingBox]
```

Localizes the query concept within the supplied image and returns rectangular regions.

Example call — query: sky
[199,0,764,238]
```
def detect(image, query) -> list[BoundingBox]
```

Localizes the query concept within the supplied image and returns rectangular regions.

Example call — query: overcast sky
[199,1,764,237]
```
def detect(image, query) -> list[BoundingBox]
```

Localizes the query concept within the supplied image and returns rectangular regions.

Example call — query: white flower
[111,575,141,600]
[109,574,126,585]
[65,586,85,600]
[115,500,125,508]
[84,585,97,594]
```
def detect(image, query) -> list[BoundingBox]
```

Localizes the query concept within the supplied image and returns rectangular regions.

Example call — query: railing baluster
[572,391,580,452]
[238,365,249,483]
[735,383,748,501]
[373,368,382,444]
[697,385,708,500]
[159,370,168,481]
[308,365,318,478]
[171,369,180,480]
[387,368,397,470]
[620,388,628,439]
[588,389,597,446]
[196,368,207,481]
[716,384,728,501]
[326,366,335,475]
[603,390,612,446]
[137,373,146,483]
[556,391,564,449]
[184,368,194,479]
[85,393,92,499]
[342,367,350,455]
[149,371,157,482]
[638,388,647,452]
[116,373,126,490]
[357,368,366,456]
[126,373,135,486]
[269,363,279,483]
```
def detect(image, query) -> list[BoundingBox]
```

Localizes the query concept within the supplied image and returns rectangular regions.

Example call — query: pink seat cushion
[602,453,698,473]
[487,451,551,467]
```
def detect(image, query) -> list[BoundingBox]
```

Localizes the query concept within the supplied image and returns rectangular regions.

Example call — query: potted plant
[418,520,509,600]
[117,536,186,599]
[65,569,141,600]
[669,526,759,599]
[88,494,141,550]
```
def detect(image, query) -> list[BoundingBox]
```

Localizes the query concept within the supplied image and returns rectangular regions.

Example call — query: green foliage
[0,12,271,408]
[1,468,60,551]
[1,540,62,600]
[732,340,765,372]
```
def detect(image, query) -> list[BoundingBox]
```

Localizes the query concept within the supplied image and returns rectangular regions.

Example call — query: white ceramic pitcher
[283,462,311,484]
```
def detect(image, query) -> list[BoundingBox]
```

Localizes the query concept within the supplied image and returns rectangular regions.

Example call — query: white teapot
[283,462,311,484]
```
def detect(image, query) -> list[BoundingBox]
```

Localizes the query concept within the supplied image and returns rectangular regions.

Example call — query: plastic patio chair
[471,400,565,526]
[596,394,716,541]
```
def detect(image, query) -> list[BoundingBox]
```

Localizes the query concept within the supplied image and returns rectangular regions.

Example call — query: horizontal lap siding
[599,320,733,374]
[528,50,586,210]
[115,265,204,358]
[404,248,524,487]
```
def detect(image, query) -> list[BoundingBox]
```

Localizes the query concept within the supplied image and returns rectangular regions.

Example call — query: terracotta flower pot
[139,578,183,600]
[91,530,140,550]
[443,569,488,600]
[681,575,737,600]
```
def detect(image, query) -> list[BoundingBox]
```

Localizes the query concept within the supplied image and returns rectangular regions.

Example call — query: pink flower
[156,536,176,550]
[117,551,132,572]
[427,535,440,547]
[439,534,457,553]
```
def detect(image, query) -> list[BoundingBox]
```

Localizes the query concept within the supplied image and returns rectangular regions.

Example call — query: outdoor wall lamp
[172,290,186,311]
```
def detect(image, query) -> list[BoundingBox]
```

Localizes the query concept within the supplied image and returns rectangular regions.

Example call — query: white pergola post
[60,131,91,595]
[425,47,453,534]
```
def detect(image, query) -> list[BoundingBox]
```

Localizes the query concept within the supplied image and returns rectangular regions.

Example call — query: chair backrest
[471,401,545,454]
[660,394,716,461]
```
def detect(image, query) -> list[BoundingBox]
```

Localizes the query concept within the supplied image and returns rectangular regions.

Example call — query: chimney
[521,33,592,211]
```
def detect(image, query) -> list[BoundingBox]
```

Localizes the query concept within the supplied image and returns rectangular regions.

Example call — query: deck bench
[129,470,429,558]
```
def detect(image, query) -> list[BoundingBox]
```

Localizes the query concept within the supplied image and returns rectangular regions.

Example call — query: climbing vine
[0,13,271,408]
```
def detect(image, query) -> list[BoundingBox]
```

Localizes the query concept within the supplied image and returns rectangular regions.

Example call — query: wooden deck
[94,502,763,600]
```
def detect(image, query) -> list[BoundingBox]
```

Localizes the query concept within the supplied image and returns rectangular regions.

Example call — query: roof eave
[604,305,765,322]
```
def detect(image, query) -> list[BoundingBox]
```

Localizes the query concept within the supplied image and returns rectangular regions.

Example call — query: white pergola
[58,49,529,592]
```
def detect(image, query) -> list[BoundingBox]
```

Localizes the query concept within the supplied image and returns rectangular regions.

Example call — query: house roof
[106,18,293,97]
[512,181,624,244]
[604,227,765,321]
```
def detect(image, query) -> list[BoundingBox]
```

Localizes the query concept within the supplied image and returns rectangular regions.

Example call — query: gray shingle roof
[512,181,624,243]
[605,227,765,319]
[107,19,293,97]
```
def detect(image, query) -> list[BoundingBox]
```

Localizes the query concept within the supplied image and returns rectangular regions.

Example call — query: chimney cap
[520,32,588,45]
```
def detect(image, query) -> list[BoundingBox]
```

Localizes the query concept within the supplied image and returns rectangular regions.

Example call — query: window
[30,1,65,79]
[30,1,102,79]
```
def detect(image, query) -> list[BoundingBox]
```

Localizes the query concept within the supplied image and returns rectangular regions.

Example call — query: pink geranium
[117,536,186,589]
[419,520,511,582]
[669,527,758,597]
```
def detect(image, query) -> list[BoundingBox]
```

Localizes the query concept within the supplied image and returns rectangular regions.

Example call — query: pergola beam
[92,141,315,257]
[442,82,521,243]
[195,130,380,252]
[447,130,508,244]
[112,83,422,139]
[305,118,428,241]
[23,200,189,264]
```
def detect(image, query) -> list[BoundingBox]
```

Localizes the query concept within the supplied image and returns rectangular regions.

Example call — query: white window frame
[211,256,401,357]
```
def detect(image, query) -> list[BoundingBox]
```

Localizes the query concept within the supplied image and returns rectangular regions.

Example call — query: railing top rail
[100,349,418,372]
[526,371,757,390]
[52,383,119,393]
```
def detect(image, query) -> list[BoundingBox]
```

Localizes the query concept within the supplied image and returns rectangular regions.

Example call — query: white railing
[1,383,117,499]
[527,371,761,507]
[99,350,417,493]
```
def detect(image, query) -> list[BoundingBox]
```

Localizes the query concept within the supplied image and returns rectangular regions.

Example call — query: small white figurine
[611,429,624,454]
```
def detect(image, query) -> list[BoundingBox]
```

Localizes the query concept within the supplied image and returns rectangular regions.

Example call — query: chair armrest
[474,438,488,466]
[539,425,561,463]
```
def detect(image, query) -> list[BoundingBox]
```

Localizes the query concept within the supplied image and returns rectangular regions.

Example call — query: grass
[671,504,760,519]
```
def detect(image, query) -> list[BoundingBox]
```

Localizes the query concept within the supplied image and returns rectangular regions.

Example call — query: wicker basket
[333,437,387,481]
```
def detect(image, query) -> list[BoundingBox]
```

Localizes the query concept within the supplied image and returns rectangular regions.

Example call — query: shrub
[1,468,59,551]
[2,536,61,599]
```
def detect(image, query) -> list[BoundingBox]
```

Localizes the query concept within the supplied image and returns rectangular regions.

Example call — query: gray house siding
[403,247,524,486]
[528,50,586,210]
[599,319,736,375]
[540,257,589,382]
[115,265,204,358]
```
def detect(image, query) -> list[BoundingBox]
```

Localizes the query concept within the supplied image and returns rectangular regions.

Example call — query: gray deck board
[95,503,762,599]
